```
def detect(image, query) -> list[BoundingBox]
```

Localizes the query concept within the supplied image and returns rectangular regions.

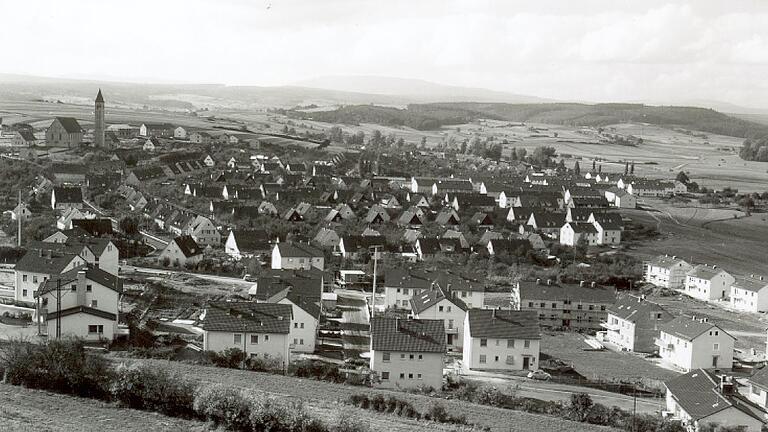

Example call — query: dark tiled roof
[275,242,323,258]
[370,317,446,353]
[489,238,532,253]
[665,370,734,421]
[52,163,87,175]
[566,222,598,234]
[230,229,270,252]
[517,280,615,303]
[688,264,729,280]
[467,309,541,339]
[732,275,768,293]
[659,316,732,341]
[410,285,467,314]
[15,249,82,274]
[17,130,36,142]
[55,117,83,134]
[37,265,122,296]
[46,305,116,321]
[172,235,203,258]
[130,166,167,181]
[72,219,113,236]
[52,186,83,204]
[607,295,671,324]
[749,366,768,390]
[200,302,292,333]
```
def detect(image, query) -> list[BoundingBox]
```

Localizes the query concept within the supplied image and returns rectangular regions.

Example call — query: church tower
[94,89,105,147]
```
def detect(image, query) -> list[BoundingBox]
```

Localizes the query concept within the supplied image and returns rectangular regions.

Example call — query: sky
[2,0,768,108]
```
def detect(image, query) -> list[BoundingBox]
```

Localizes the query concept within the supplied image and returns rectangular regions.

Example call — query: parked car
[527,370,551,381]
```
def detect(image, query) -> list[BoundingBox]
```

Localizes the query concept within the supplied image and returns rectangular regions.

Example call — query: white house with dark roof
[644,255,693,289]
[656,316,735,372]
[602,294,674,352]
[463,309,541,372]
[409,284,468,351]
[559,222,599,246]
[665,369,764,431]
[36,266,122,341]
[369,317,445,390]
[383,268,435,309]
[14,249,86,303]
[200,302,293,367]
[684,264,735,301]
[274,294,320,354]
[183,215,220,247]
[225,229,271,260]
[271,243,324,271]
[159,235,203,268]
[51,186,84,211]
[746,366,768,412]
[729,275,768,313]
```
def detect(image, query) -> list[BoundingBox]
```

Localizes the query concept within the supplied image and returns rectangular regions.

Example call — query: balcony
[654,338,674,351]
[601,322,620,331]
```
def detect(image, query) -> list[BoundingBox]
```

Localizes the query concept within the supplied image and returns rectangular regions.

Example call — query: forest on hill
[291,102,768,139]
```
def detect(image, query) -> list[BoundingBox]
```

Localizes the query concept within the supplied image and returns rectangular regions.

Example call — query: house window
[22,275,27,282]
[713,343,719,351]
[22,289,27,297]
[91,300,98,308]
[294,323,298,328]
[438,306,444,312]
[86,285,92,292]
[577,304,583,310]
[418,354,423,360]
[600,305,606,311]
[300,323,304,329]
[715,331,719,336]
[528,302,533,308]
[417,374,422,379]
[480,338,487,347]
[400,354,405,359]
[399,373,405,379]
[508,339,515,348]
[448,319,454,329]
[524,340,530,349]
[494,356,499,362]
[71,285,77,292]
[88,325,104,334]
[506,355,514,364]
[588,305,594,310]
[381,372,390,380]
[447,306,452,312]
[383,353,390,362]
[408,373,413,379]
[251,335,259,344]
[409,354,414,360]
[294,338,298,345]
[540,302,545,308]
[264,335,269,341]
[551,303,557,309]
[479,355,487,364]
[33,276,38,283]
[234,334,242,344]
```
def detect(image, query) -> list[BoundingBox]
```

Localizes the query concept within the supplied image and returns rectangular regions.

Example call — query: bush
[205,348,246,369]
[0,339,113,400]
[333,412,370,432]
[111,363,197,418]
[288,360,343,383]
[193,384,253,431]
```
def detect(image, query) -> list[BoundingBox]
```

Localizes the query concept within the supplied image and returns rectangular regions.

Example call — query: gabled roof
[230,229,270,252]
[688,264,729,280]
[275,242,323,258]
[14,249,82,274]
[17,130,36,142]
[52,186,83,203]
[489,238,532,254]
[648,255,691,270]
[731,275,768,293]
[410,284,467,314]
[46,305,116,321]
[517,280,615,303]
[664,370,736,421]
[607,295,671,323]
[659,316,732,341]
[370,318,446,353]
[565,222,598,234]
[37,265,123,296]
[200,302,292,333]
[72,218,113,237]
[54,117,83,134]
[466,309,540,339]
[170,235,203,258]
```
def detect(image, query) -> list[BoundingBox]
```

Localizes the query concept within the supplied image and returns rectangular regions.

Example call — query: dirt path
[0,385,207,432]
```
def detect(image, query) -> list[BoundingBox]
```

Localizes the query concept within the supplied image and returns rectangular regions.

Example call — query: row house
[683,264,735,301]
[409,284,468,351]
[729,275,768,313]
[36,237,119,275]
[513,279,616,331]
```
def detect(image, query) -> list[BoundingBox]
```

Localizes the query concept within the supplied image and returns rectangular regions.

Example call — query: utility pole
[370,245,380,319]
[56,278,61,339]
[17,190,22,247]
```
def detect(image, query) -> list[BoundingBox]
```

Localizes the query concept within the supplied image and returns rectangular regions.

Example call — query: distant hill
[293,102,768,138]
[295,75,549,104]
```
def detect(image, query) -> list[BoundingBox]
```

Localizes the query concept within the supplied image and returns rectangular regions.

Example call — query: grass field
[539,333,678,383]
[0,385,207,432]
[122,358,617,432]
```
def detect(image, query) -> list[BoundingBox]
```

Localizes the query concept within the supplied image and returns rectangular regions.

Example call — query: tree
[574,161,581,176]
[624,161,629,175]
[119,216,140,236]
[326,126,344,143]
[630,161,635,174]
[592,160,596,171]
[676,171,690,184]
[568,393,593,422]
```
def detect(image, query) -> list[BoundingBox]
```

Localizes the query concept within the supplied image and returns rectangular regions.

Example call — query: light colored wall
[462,316,540,371]
[370,349,443,390]
[278,298,317,353]
[412,298,465,351]
[47,312,116,340]
[659,328,734,372]
[203,330,290,366]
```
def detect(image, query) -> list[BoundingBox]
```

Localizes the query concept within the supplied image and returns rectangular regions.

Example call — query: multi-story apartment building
[513,279,616,331]
[643,255,693,289]
[684,264,735,301]
[656,316,735,372]
[462,309,541,372]
[602,294,674,352]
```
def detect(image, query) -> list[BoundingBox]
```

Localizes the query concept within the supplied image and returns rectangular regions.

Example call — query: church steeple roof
[95,89,104,103]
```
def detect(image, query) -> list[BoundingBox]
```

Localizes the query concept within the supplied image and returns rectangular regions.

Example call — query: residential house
[383,269,435,309]
[200,302,292,367]
[745,367,768,414]
[370,317,445,390]
[56,207,94,230]
[189,131,212,144]
[139,123,174,137]
[414,237,462,260]
[173,126,187,139]
[410,284,468,351]
[527,212,566,238]
[29,238,119,276]
[313,228,341,252]
[126,166,167,186]
[435,209,460,227]
[730,275,768,313]
[513,279,616,331]
[14,249,86,303]
[277,294,320,354]
[46,117,83,148]
[657,316,735,372]
[463,310,541,372]
[486,238,532,256]
[143,137,160,152]
[11,203,31,221]
[183,215,220,247]
[644,255,693,289]
[51,186,83,211]
[602,294,674,352]
[12,129,37,147]
[338,235,385,259]
[559,222,599,246]
[271,243,324,271]
[665,370,764,432]
[52,163,88,185]
[159,235,204,268]
[35,266,122,341]
[225,229,271,260]
[684,265,735,301]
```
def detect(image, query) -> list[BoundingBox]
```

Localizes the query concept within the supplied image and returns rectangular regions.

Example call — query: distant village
[2,90,768,432]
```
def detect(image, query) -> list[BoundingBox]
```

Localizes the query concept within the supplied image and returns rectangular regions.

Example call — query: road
[335,289,370,356]
[460,369,664,414]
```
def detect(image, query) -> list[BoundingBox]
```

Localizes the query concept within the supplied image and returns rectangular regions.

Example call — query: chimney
[712,265,717,270]
[720,376,735,395]
[492,309,496,319]
[691,315,696,321]
[395,318,400,330]
[76,269,87,306]
[547,279,552,286]
[38,249,43,257]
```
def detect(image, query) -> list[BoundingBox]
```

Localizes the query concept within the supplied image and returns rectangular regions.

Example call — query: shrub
[205,348,246,369]
[288,360,343,383]
[333,411,370,432]
[111,363,197,418]
[193,384,253,431]
[568,393,593,422]
[0,339,113,400]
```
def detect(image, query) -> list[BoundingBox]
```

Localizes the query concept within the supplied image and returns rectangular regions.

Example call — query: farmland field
[0,384,207,432]
[123,358,618,432]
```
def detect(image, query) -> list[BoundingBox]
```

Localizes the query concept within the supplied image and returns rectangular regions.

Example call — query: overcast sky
[3,0,768,107]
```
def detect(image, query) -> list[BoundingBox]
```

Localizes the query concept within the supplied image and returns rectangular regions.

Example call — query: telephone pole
[56,278,61,339]
[370,245,381,319]
[17,190,22,247]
